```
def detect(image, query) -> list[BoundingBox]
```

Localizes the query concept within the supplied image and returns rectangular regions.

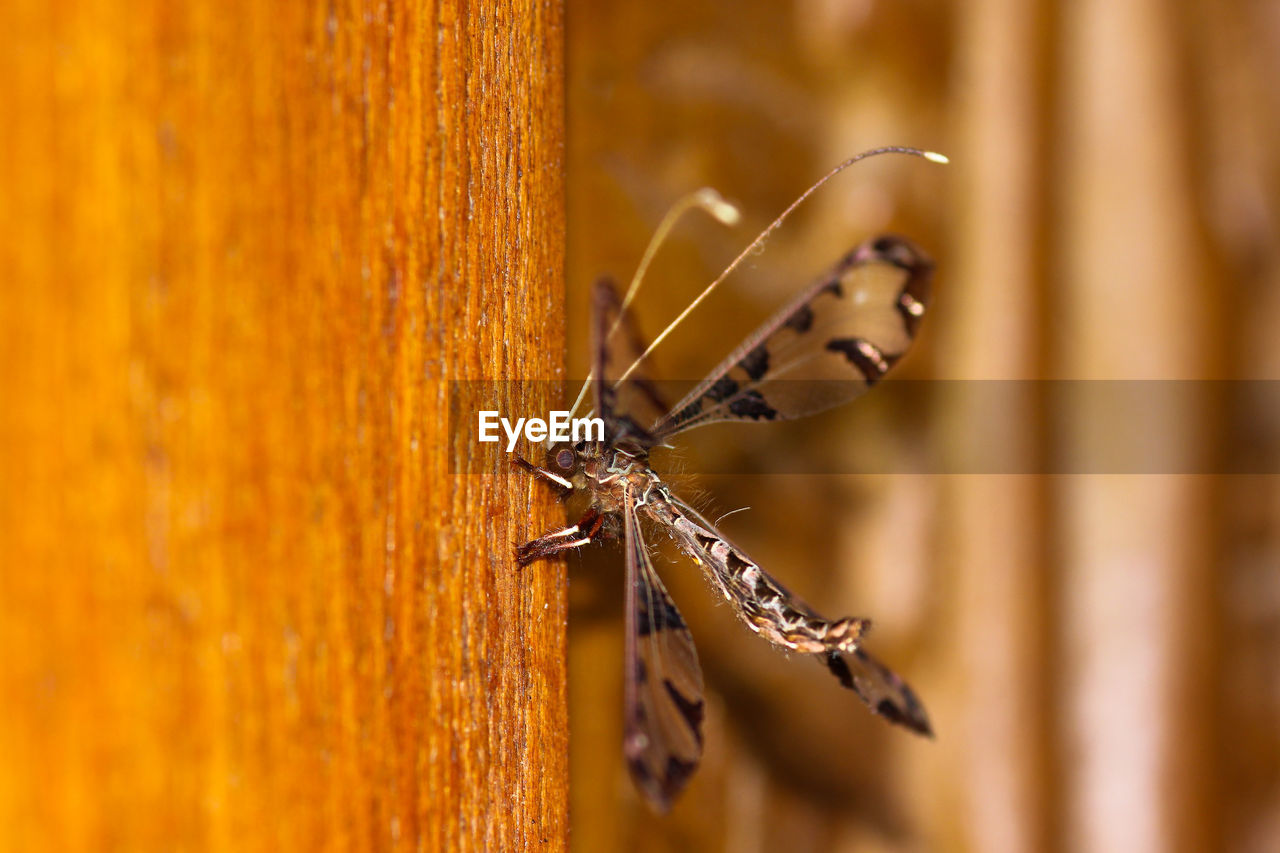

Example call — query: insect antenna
[611,146,949,389]
[713,506,751,526]
[565,188,742,424]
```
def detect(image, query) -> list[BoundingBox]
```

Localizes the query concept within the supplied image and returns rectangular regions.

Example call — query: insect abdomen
[650,503,869,655]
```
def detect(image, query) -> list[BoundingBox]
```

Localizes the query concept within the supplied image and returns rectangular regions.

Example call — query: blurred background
[564,1,1280,851]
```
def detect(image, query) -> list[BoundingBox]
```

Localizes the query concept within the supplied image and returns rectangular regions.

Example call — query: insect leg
[516,508,604,566]
[511,454,574,496]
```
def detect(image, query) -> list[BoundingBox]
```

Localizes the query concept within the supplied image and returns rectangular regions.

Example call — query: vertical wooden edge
[938,0,1056,850]
[455,0,570,847]
[1055,2,1219,852]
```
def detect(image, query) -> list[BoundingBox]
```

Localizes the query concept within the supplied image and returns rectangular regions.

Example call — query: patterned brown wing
[654,235,932,438]
[824,646,933,737]
[592,277,668,449]
[622,495,705,812]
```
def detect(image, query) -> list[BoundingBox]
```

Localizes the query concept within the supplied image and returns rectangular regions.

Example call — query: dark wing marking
[824,647,933,737]
[654,235,932,438]
[592,278,667,450]
[622,495,705,812]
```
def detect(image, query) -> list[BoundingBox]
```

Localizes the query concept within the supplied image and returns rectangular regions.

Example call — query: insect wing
[824,646,933,737]
[592,277,668,449]
[656,235,932,438]
[622,497,705,811]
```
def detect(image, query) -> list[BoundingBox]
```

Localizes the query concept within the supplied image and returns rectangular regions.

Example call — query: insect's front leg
[516,508,605,566]
[511,453,574,497]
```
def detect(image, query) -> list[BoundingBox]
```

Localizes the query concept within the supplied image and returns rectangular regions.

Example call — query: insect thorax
[554,441,661,516]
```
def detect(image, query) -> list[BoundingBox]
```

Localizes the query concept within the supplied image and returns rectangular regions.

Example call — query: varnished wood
[0,0,567,849]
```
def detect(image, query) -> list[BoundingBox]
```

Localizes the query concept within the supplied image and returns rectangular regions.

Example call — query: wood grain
[0,1,567,850]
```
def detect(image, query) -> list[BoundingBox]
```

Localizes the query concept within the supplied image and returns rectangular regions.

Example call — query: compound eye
[555,449,575,470]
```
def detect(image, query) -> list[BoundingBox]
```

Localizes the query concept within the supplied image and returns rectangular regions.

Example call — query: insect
[516,147,945,811]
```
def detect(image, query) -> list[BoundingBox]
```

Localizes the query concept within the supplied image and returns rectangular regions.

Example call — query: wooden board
[0,0,568,849]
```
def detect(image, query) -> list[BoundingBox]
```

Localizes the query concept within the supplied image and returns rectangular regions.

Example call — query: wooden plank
[0,0,568,850]
[1057,1,1217,852]
[935,0,1056,851]
[1193,3,1280,850]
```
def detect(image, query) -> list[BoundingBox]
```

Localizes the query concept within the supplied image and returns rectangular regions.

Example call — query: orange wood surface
[0,1,568,849]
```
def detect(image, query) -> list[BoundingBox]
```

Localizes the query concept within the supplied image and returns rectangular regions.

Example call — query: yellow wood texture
[0,1,567,849]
